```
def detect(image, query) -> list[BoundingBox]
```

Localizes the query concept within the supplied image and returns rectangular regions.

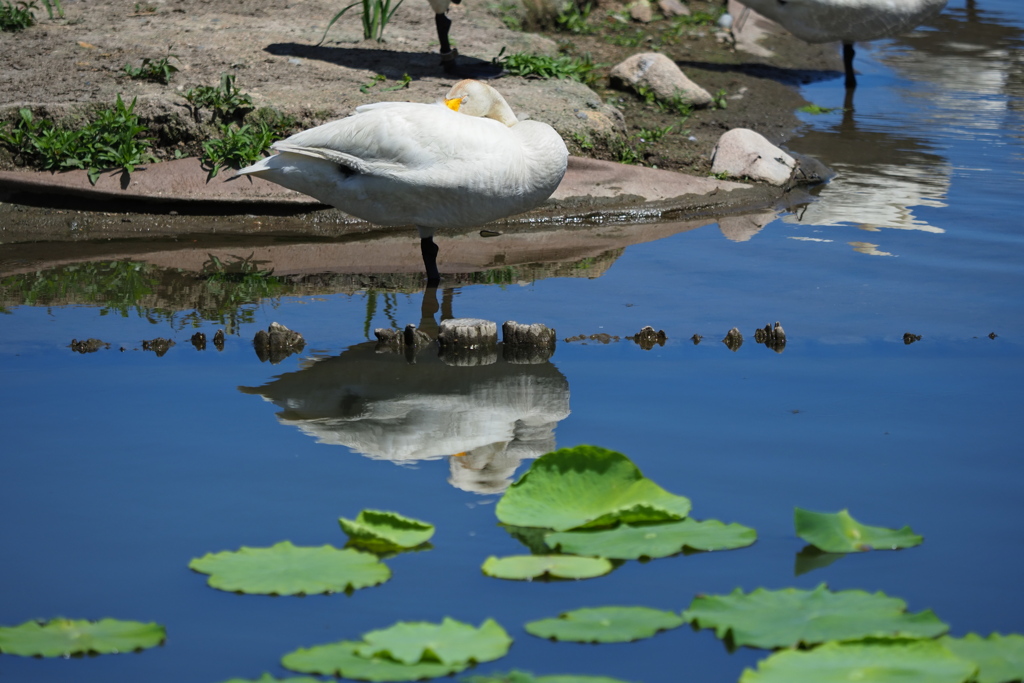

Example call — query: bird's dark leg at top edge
[843,42,857,89]
[435,13,458,73]
[421,236,441,287]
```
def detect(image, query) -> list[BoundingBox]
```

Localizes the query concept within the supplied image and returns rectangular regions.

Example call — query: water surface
[2,2,1023,681]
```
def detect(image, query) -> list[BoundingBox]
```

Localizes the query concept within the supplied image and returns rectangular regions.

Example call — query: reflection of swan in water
[239,289,570,494]
[785,92,950,247]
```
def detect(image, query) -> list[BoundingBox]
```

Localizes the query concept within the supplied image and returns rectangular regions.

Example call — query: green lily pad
[339,509,435,550]
[683,584,948,649]
[525,606,685,643]
[0,618,165,657]
[189,541,390,595]
[463,671,634,683]
[739,640,977,683]
[282,640,466,681]
[545,519,756,560]
[794,508,923,553]
[939,633,1024,683]
[495,446,692,531]
[355,618,512,666]
[482,555,614,580]
[217,674,322,683]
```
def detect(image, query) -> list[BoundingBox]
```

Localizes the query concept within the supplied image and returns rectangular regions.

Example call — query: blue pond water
[2,1,1023,681]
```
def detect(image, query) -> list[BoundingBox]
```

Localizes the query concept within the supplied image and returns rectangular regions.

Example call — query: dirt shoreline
[0,0,842,244]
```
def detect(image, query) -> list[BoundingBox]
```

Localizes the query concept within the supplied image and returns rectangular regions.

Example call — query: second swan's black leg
[421,236,441,287]
[843,42,857,89]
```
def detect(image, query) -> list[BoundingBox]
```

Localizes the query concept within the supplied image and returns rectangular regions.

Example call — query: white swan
[735,0,948,87]
[235,79,569,284]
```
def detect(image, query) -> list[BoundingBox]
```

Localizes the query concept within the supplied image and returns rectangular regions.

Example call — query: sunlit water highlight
[2,2,1023,681]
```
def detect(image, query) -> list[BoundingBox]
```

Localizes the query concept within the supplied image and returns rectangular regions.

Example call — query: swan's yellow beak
[445,97,462,112]
[451,451,468,457]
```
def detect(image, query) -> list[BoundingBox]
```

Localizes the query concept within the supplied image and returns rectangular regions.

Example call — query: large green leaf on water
[739,640,977,683]
[482,555,614,580]
[939,633,1024,683]
[217,674,322,683]
[525,606,684,643]
[282,618,511,681]
[282,640,466,681]
[545,519,756,560]
[463,671,634,683]
[0,618,165,657]
[683,584,948,649]
[355,618,512,666]
[339,509,435,551]
[189,541,390,595]
[795,508,923,553]
[495,446,691,531]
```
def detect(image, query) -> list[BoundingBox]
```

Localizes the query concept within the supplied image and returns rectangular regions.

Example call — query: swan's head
[444,79,519,127]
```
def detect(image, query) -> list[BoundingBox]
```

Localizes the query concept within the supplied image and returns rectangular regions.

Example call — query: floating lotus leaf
[495,446,691,531]
[217,674,322,683]
[482,555,614,580]
[355,618,512,666]
[339,509,435,550]
[282,640,465,681]
[939,633,1024,683]
[0,618,165,657]
[739,640,977,683]
[794,508,923,553]
[463,671,633,683]
[189,541,390,595]
[683,584,948,649]
[545,519,756,560]
[525,606,685,643]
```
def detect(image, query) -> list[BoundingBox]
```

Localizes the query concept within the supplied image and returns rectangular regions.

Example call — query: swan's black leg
[421,236,441,287]
[843,42,857,89]
[435,14,458,73]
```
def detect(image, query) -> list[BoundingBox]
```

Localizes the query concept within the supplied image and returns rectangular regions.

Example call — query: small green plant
[491,0,521,31]
[635,84,694,116]
[635,124,673,145]
[319,0,404,44]
[39,0,60,17]
[554,1,593,34]
[0,0,36,31]
[123,55,179,84]
[184,73,253,121]
[570,131,593,151]
[605,27,648,48]
[494,49,599,85]
[799,103,842,114]
[200,122,277,179]
[0,95,156,184]
[359,72,412,93]
[710,88,728,109]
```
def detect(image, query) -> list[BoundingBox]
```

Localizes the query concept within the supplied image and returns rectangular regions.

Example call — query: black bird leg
[421,236,441,287]
[435,13,458,73]
[843,42,857,89]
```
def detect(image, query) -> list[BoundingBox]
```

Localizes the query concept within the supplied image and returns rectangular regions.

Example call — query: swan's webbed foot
[421,236,441,287]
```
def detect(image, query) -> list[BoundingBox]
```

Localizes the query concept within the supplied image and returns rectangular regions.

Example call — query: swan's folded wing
[271,143,375,175]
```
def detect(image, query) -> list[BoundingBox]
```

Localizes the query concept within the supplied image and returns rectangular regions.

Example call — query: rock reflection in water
[239,341,570,494]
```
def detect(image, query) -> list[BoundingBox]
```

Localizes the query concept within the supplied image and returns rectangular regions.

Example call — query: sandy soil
[0,0,845,174]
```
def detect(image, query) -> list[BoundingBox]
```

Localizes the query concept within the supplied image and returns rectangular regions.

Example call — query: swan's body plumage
[737,0,948,44]
[736,0,947,88]
[236,80,568,282]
